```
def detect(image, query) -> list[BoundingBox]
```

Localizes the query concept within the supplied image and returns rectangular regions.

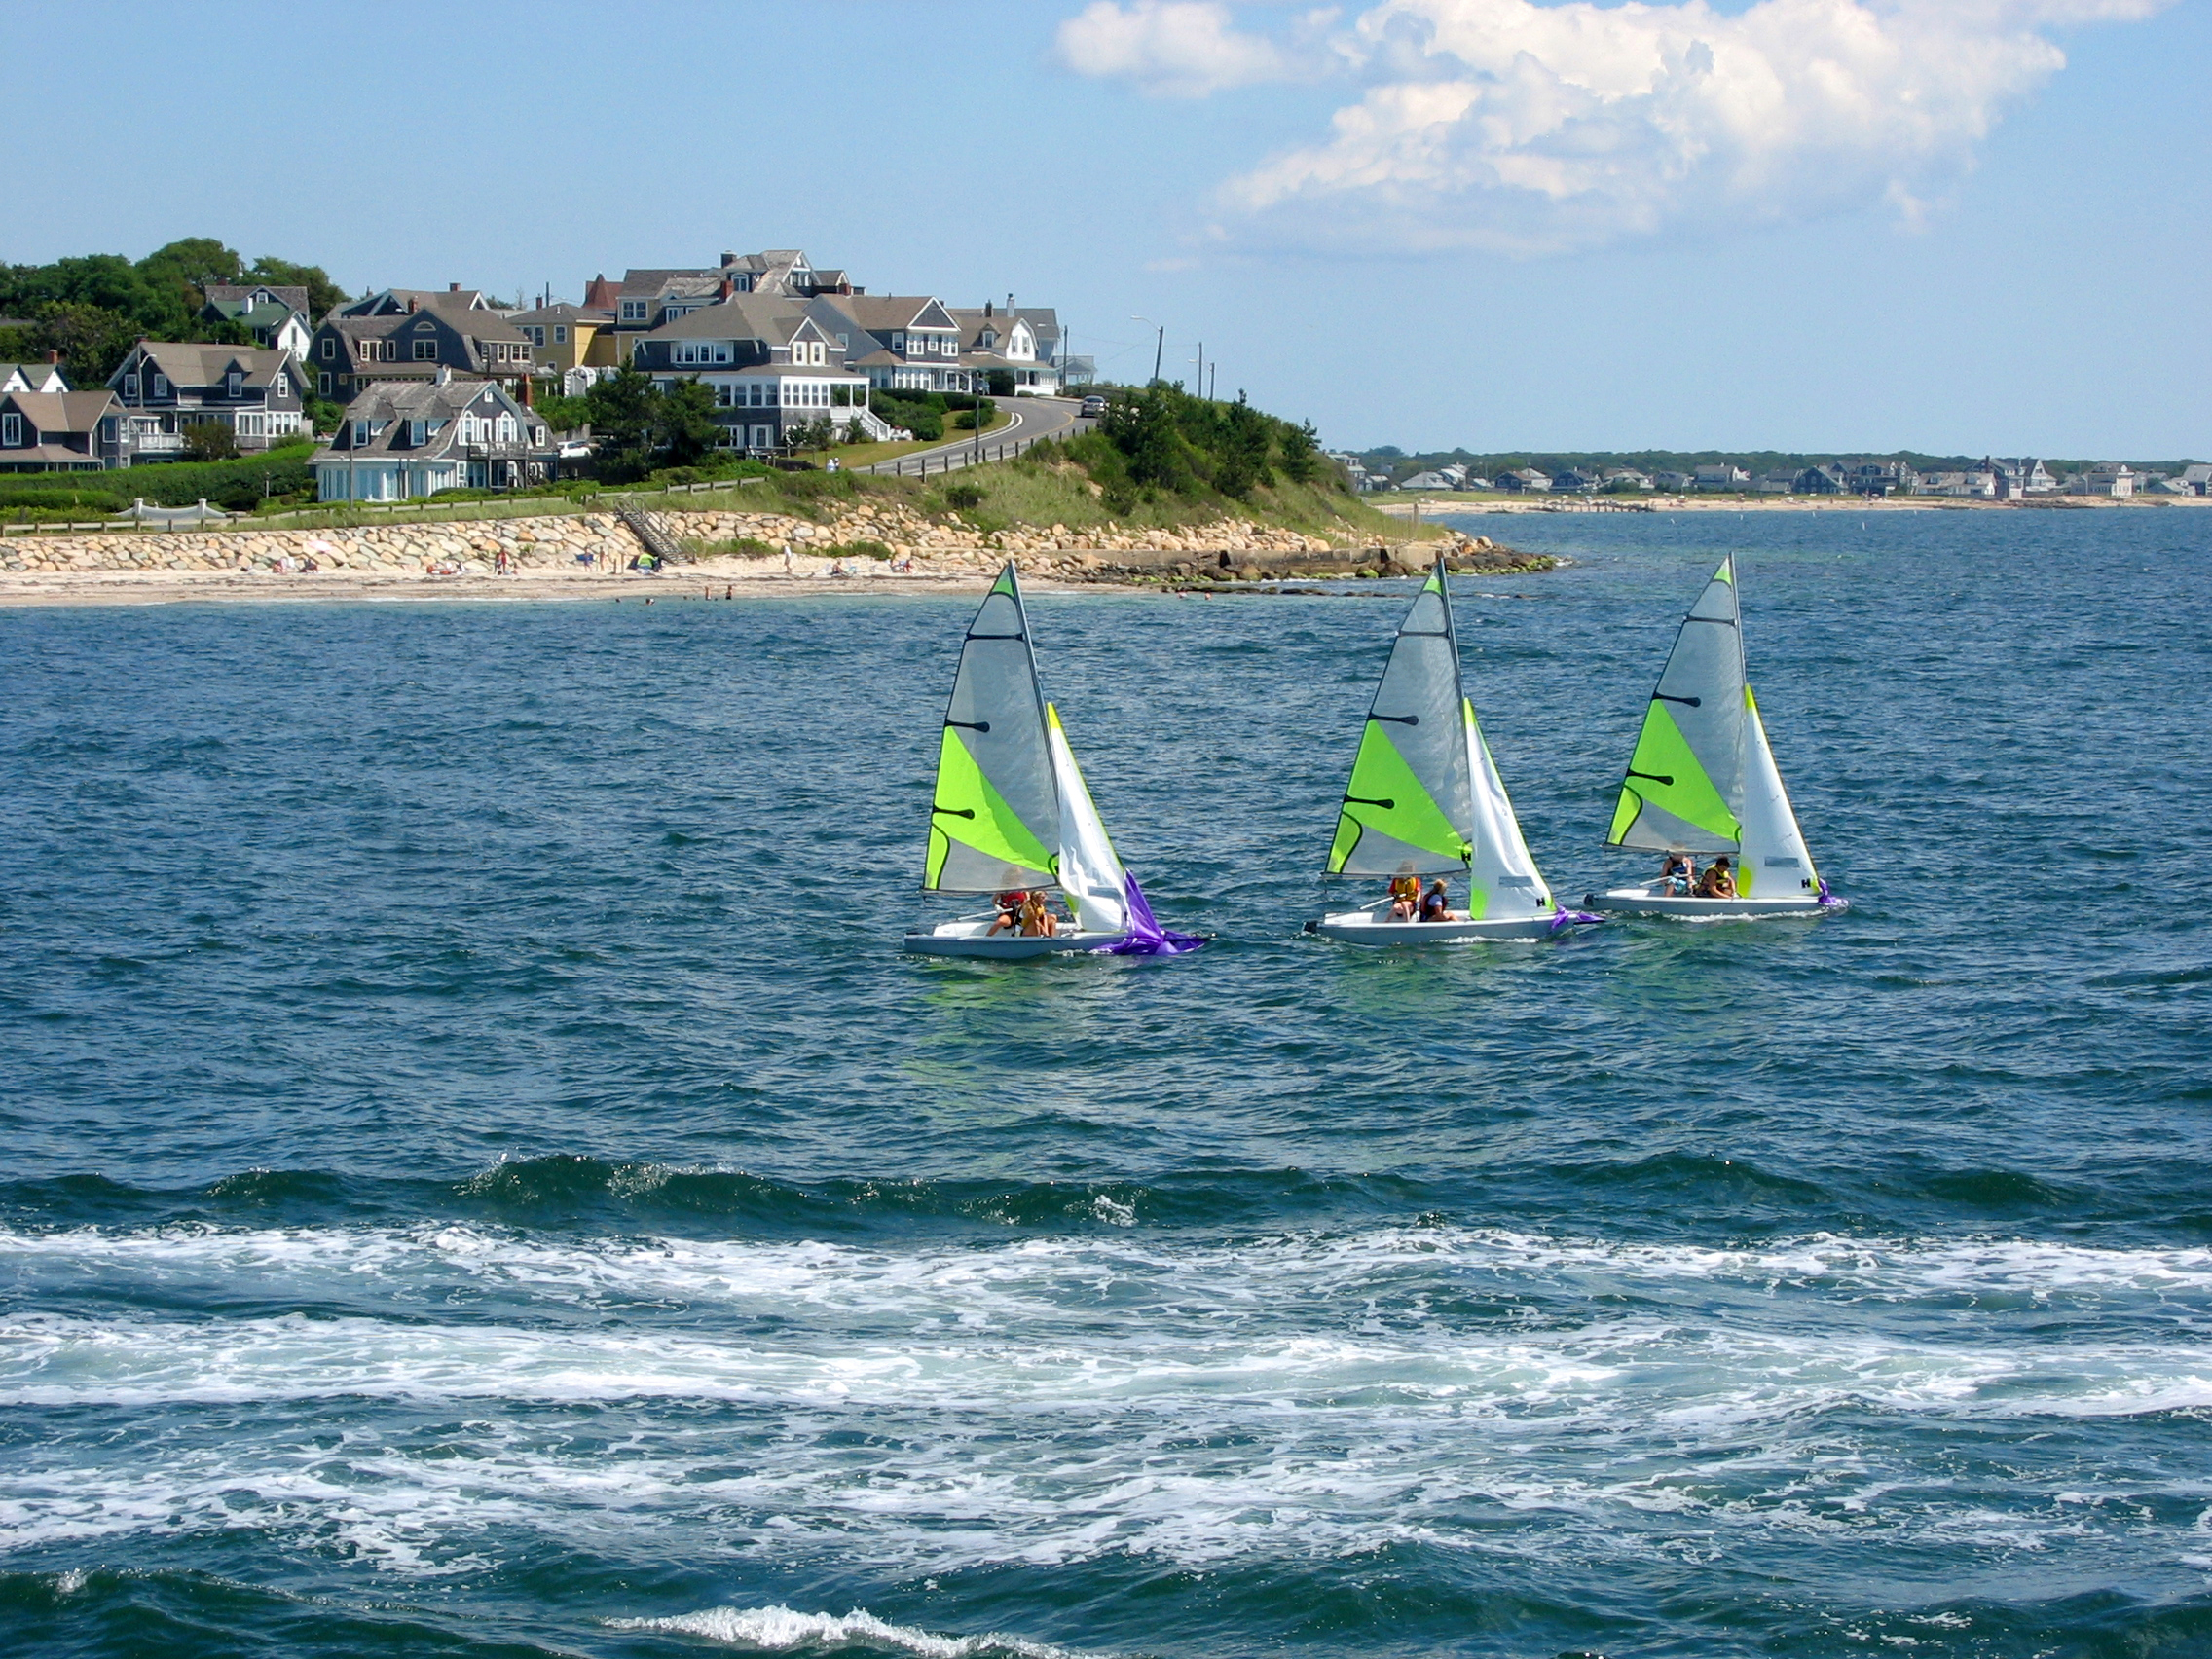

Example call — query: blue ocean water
[1,505,2208,1659]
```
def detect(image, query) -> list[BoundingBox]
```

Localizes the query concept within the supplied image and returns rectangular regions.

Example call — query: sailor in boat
[1661,853,1695,896]
[1419,880,1458,923]
[1387,871,1420,921]
[1695,856,1737,899]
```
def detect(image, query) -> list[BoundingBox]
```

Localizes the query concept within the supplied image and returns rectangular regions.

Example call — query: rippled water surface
[2,507,2209,1658]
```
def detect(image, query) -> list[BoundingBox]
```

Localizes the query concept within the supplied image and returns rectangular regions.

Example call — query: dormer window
[276,373,289,396]
[227,371,242,396]
[353,420,369,446]
[409,419,426,446]
[620,299,646,321]
[125,372,140,398]
[320,338,336,360]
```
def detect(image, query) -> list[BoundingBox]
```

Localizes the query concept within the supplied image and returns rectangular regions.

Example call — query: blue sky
[12,0,2203,457]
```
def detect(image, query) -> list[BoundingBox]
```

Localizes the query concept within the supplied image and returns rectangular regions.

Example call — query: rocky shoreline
[0,501,1552,606]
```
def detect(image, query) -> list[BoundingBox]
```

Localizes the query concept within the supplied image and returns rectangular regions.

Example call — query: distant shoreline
[1373,493,2211,516]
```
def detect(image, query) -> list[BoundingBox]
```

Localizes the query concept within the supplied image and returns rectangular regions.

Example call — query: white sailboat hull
[1591,884,1833,919]
[903,919,1126,958]
[1309,910,1564,943]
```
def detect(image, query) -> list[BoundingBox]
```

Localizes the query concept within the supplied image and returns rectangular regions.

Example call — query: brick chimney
[47,349,60,363]
[449,282,461,292]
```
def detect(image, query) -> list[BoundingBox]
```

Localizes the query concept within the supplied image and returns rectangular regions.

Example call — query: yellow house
[510,301,619,379]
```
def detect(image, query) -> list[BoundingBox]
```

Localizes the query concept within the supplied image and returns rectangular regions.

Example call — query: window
[352,420,369,446]
[836,332,849,349]
[409,420,426,446]
[554,325,568,344]
[0,413,18,446]
[317,371,331,396]
[320,338,336,360]
[227,371,242,396]
[892,334,904,352]
[415,318,435,332]
[414,339,438,361]
[497,414,517,443]
[125,373,140,398]
[276,373,289,396]
[153,374,169,397]
[810,342,826,366]
[621,299,646,321]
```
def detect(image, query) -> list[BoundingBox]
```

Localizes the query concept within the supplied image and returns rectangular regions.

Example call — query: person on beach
[1419,880,1455,922]
[1697,855,1737,898]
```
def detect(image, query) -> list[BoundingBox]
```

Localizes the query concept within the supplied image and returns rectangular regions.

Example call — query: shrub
[181,421,239,461]
[940,483,985,510]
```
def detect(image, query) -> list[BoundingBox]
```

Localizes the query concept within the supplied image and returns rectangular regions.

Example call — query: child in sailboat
[1419,880,1457,923]
[1696,856,1737,898]
[1388,872,1420,921]
[1662,854,1695,896]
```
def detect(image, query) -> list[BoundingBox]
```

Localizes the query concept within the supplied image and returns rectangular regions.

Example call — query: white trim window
[276,373,289,396]
[124,372,140,398]
[318,371,332,396]
[320,338,336,360]
[227,371,242,396]
[153,374,169,397]
[620,299,647,321]
[553,325,568,344]
[414,339,438,362]
[0,413,19,447]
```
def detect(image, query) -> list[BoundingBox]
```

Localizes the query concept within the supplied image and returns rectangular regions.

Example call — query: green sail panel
[923,565,1061,893]
[1607,556,1748,853]
[1327,562,1476,877]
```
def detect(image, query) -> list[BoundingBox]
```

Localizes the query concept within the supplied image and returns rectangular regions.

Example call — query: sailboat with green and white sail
[1593,554,1841,917]
[1309,558,1586,943]
[904,564,1203,959]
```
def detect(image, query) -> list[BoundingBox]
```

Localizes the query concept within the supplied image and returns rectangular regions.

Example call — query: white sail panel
[1046,705,1128,936]
[1462,701,1557,920]
[1735,687,1820,899]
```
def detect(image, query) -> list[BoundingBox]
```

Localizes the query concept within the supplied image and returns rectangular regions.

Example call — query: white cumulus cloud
[1055,1,1316,96]
[1061,0,2172,253]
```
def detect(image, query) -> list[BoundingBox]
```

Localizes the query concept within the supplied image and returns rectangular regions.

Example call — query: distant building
[1792,464,1845,494]
[1398,469,1456,491]
[309,297,534,401]
[0,358,69,394]
[0,387,127,470]
[1693,463,1750,490]
[1495,466,1551,492]
[1651,470,1693,492]
[312,375,555,501]
[200,283,313,355]
[2077,462,2136,498]
[2178,463,2212,497]
[107,343,306,458]
[507,301,617,379]
[949,301,1060,396]
[1602,468,1654,491]
[1551,468,1600,493]
[1989,458,2056,498]
[1846,461,1919,497]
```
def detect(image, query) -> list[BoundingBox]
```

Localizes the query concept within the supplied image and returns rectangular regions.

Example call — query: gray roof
[1,387,121,435]
[0,362,69,392]
[820,294,957,333]
[115,343,295,389]
[314,378,548,463]
[203,282,311,313]
[644,295,811,344]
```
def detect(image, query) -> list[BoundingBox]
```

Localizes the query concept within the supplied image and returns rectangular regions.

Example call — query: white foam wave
[607,1604,1083,1657]
[5,1222,2209,1326]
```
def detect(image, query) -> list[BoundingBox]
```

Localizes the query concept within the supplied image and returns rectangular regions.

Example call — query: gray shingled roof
[120,344,294,388]
[645,295,810,344]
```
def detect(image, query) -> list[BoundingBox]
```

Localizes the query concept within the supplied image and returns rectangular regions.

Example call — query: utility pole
[1152,324,1163,385]
[1196,342,1203,397]
[1208,363,1216,401]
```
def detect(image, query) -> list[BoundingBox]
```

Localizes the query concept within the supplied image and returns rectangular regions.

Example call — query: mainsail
[1607,555,1749,853]
[924,566,1061,893]
[1327,561,1476,877]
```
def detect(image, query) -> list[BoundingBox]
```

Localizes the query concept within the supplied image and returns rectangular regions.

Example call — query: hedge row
[0,443,318,517]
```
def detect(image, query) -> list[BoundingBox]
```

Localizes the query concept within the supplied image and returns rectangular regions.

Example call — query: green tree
[657,376,721,468]
[1279,419,1323,485]
[582,367,659,482]
[26,302,140,384]
[181,421,240,461]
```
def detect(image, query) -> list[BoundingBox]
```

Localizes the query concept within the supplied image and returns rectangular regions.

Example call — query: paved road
[859,394,1090,476]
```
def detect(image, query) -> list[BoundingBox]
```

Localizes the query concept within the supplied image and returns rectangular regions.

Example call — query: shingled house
[308,295,534,401]
[105,343,306,457]
[312,374,555,501]
[633,295,887,452]
[200,283,313,354]
[0,387,127,471]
